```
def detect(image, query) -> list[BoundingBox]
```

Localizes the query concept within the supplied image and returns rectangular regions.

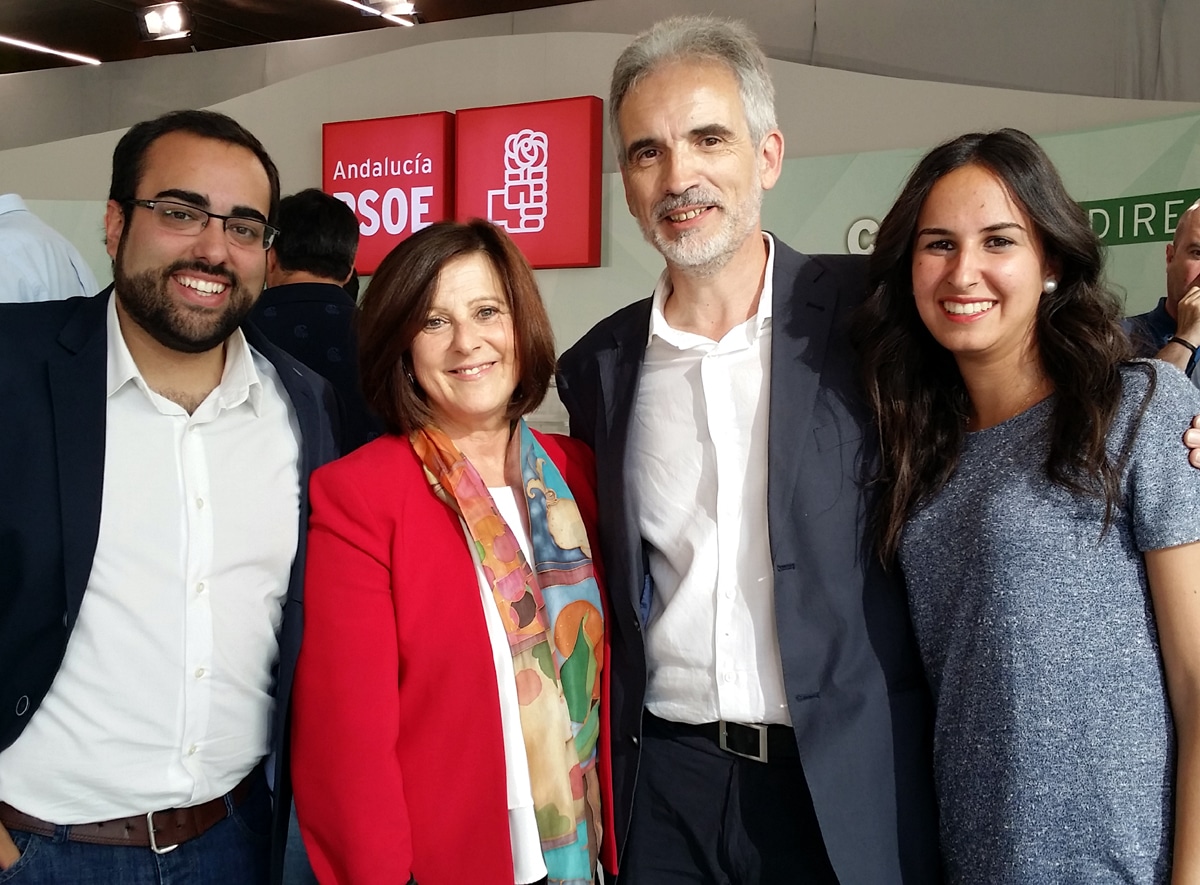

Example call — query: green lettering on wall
[1081,189,1200,246]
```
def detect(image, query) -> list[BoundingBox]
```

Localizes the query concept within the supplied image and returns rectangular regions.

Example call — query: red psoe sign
[322,112,455,274]
[454,96,602,269]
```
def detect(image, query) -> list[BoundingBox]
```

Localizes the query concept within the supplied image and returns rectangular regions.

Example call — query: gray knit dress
[900,363,1200,884]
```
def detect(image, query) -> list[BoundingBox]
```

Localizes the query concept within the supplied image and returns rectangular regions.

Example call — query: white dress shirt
[0,295,301,822]
[630,234,790,726]
[0,193,99,303]
[466,487,548,885]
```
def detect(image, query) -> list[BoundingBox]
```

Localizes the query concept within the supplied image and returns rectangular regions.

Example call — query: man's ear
[265,247,281,285]
[758,130,784,192]
[103,200,126,262]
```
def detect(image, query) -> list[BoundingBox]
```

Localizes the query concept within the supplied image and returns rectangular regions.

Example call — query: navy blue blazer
[0,289,339,882]
[556,239,941,883]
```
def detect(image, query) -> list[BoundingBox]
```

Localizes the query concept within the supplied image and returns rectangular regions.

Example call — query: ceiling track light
[137,3,192,41]
[0,33,101,65]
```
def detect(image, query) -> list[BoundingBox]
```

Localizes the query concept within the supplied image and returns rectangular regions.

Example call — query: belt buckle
[146,810,178,855]
[719,720,769,763]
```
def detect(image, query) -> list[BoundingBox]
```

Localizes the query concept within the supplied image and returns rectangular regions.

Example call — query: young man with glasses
[0,109,339,885]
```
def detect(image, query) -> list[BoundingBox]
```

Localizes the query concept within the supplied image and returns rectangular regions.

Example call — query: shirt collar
[105,292,264,415]
[0,194,27,216]
[647,232,776,346]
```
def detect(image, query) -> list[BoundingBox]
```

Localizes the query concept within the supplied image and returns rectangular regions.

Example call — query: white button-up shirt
[0,295,301,822]
[631,235,790,726]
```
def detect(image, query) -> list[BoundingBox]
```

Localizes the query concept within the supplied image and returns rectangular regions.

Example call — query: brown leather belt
[0,766,259,854]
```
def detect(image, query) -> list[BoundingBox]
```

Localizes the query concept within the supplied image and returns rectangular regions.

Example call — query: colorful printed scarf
[411,420,604,884]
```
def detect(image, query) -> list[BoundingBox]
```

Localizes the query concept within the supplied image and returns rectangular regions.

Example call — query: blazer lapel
[49,292,111,625]
[242,321,328,604]
[596,303,651,623]
[598,311,648,446]
[253,331,320,478]
[768,246,839,509]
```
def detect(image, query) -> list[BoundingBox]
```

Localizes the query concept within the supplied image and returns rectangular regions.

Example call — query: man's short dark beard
[113,248,254,355]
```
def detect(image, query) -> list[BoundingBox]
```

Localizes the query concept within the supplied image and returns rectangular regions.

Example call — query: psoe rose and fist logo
[489,129,549,234]
[457,96,601,268]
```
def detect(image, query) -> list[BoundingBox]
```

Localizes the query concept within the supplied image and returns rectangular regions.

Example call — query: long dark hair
[852,128,1145,564]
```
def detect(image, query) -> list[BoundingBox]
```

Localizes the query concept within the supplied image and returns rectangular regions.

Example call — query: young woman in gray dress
[855,128,1200,883]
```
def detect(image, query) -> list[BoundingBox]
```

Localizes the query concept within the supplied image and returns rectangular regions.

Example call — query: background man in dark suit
[556,16,939,884]
[0,109,337,885]
[251,188,381,450]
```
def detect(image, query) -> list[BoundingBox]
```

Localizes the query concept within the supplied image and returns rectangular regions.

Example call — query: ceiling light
[0,34,101,65]
[137,3,191,41]
[330,0,416,27]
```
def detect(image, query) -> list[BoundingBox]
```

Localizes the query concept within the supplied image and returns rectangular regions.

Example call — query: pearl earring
[1043,279,1058,294]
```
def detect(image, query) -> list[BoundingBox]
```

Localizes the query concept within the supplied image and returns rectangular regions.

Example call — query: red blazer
[292,430,616,884]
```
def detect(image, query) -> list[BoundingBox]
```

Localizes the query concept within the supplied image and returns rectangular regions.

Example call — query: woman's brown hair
[357,219,556,435]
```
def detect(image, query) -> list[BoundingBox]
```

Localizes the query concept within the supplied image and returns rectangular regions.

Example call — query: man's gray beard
[643,185,764,277]
[651,227,739,277]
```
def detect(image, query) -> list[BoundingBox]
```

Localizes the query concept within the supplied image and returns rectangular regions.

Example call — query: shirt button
[723,672,736,684]
[187,745,198,756]
[196,582,206,594]
[196,497,205,509]
[194,668,206,678]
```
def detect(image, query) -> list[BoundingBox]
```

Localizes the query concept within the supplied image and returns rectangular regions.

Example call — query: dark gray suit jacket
[0,289,340,883]
[556,238,940,882]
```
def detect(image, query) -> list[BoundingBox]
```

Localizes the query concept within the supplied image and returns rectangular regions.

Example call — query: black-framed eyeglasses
[126,199,279,250]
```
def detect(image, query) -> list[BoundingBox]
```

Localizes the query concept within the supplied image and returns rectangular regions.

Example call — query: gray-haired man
[557,16,940,885]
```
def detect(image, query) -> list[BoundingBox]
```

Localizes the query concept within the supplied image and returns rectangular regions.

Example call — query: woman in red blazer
[291,220,615,885]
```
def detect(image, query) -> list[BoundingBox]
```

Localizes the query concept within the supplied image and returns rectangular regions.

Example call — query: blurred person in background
[251,188,381,450]
[0,192,99,302]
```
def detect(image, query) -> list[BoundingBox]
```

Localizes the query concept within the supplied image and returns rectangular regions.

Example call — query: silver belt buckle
[147,810,178,855]
[719,720,769,763]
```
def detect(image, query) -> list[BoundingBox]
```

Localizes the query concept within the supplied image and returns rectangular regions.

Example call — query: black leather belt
[644,711,798,763]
